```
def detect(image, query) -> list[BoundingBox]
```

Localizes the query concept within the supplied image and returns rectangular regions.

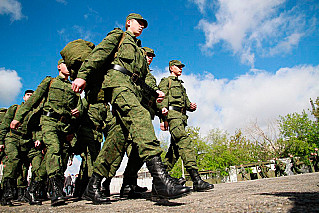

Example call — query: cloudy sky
[1,0,318,173]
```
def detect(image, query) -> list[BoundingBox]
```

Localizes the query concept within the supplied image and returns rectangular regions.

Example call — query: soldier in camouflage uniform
[72,99,110,199]
[72,13,190,204]
[289,154,302,175]
[119,47,158,198]
[258,160,269,178]
[158,60,214,192]
[0,108,7,163]
[274,158,286,177]
[0,90,44,206]
[11,59,82,206]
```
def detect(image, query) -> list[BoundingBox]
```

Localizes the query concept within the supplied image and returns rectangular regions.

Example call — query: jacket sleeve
[0,105,18,145]
[145,71,159,91]
[14,77,52,122]
[157,78,169,110]
[184,86,193,111]
[77,29,124,82]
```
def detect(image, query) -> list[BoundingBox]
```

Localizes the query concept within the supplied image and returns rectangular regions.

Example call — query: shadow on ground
[260,192,319,213]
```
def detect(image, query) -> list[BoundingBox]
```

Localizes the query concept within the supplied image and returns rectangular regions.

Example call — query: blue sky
[1,0,319,131]
[1,0,319,175]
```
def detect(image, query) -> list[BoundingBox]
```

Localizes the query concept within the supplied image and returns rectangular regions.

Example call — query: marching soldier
[158,60,214,192]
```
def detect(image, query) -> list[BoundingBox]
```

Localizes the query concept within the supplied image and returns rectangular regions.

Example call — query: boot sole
[51,198,65,207]
[152,190,191,201]
[82,193,110,205]
[193,186,215,192]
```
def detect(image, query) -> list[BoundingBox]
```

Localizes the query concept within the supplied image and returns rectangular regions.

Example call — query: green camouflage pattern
[3,132,42,181]
[79,29,162,177]
[158,76,198,170]
[0,104,18,145]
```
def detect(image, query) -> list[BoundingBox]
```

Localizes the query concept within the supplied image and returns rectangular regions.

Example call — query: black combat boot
[16,187,27,202]
[120,176,148,199]
[24,180,42,205]
[101,178,111,197]
[1,178,15,206]
[146,156,191,200]
[82,173,110,205]
[187,169,214,192]
[49,176,65,206]
[172,177,186,186]
[37,180,48,201]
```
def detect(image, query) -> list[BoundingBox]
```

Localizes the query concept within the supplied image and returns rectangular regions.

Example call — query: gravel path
[1,172,318,212]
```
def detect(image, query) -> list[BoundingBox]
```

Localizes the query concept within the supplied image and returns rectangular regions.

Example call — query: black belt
[169,106,186,114]
[111,64,159,98]
[43,111,70,123]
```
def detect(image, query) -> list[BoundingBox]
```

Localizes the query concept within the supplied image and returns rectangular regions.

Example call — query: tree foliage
[162,99,319,178]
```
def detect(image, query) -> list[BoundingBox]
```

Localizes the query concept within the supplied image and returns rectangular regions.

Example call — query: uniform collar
[168,75,184,83]
[56,75,70,82]
[126,31,142,47]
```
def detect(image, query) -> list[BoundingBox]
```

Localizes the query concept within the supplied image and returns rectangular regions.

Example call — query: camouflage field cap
[126,13,148,28]
[169,60,185,68]
[58,58,65,65]
[142,47,155,57]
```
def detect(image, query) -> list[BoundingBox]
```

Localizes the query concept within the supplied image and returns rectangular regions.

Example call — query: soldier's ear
[126,20,131,29]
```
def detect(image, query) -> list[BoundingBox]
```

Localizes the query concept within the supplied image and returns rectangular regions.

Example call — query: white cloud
[0,0,25,22]
[195,0,314,67]
[189,0,207,14]
[64,156,81,176]
[153,65,319,135]
[0,68,22,106]
[58,26,94,42]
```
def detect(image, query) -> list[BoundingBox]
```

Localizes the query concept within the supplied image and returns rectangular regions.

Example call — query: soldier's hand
[34,140,41,148]
[160,121,169,131]
[156,90,165,103]
[190,102,197,111]
[68,158,73,166]
[72,78,86,93]
[0,144,4,152]
[10,120,21,129]
[71,108,80,118]
[162,107,168,116]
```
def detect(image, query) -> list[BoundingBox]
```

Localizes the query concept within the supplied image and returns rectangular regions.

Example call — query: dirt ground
[1,172,318,213]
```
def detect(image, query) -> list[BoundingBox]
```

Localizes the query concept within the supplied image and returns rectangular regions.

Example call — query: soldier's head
[57,59,70,78]
[142,47,155,65]
[169,60,185,77]
[126,13,147,37]
[23,89,34,102]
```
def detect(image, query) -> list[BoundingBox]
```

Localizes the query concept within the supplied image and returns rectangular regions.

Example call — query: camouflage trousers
[3,132,43,184]
[76,125,102,179]
[93,87,161,178]
[164,118,198,171]
[40,115,72,178]
[124,143,144,184]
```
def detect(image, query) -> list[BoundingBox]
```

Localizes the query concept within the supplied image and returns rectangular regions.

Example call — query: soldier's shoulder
[159,77,168,83]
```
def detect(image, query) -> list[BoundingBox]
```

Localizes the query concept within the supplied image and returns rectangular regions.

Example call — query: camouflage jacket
[0,102,33,145]
[158,76,193,121]
[14,75,81,123]
[104,31,149,102]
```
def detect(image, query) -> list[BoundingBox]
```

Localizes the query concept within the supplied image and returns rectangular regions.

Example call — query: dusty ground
[1,172,318,213]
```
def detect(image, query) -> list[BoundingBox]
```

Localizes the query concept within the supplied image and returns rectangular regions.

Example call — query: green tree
[276,111,319,159]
